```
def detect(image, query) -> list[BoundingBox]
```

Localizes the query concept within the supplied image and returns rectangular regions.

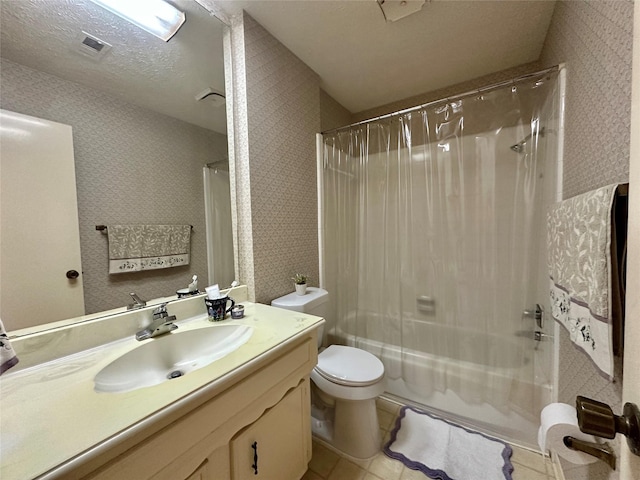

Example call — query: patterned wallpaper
[225,14,256,301]
[230,12,322,304]
[0,58,228,314]
[539,1,634,479]
[320,89,353,132]
[542,0,632,200]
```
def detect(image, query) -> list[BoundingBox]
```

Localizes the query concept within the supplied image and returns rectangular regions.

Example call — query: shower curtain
[322,70,559,437]
[204,163,235,287]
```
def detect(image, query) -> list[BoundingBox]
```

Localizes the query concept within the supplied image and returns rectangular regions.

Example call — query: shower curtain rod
[321,65,560,135]
[205,159,228,168]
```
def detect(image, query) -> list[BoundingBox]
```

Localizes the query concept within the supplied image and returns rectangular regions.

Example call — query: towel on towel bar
[107,225,191,274]
[0,318,19,375]
[547,184,625,379]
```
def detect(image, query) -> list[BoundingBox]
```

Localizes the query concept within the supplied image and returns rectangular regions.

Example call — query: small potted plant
[292,273,308,295]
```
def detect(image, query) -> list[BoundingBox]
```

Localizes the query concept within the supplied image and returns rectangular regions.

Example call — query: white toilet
[272,287,385,459]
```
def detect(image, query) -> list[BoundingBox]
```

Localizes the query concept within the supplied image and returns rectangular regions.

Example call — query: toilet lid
[315,345,384,387]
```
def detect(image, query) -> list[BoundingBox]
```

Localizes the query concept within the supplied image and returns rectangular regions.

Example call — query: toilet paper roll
[538,403,598,465]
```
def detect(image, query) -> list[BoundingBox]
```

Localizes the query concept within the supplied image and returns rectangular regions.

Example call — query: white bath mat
[384,406,514,480]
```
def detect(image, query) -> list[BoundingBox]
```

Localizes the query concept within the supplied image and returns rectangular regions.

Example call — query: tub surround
[0,286,324,480]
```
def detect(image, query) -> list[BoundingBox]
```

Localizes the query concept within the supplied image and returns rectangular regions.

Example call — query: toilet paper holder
[562,436,616,470]
[563,395,640,469]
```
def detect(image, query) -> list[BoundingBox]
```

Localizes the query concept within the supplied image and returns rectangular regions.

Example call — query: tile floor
[302,398,558,480]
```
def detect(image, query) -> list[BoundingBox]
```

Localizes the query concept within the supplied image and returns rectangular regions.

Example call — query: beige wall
[229,12,323,304]
[539,1,634,479]
[320,89,353,132]
[0,58,228,315]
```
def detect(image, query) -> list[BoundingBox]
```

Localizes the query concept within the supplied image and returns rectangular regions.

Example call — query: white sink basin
[94,324,253,393]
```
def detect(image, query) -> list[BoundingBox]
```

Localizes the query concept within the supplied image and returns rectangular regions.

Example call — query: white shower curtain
[322,70,559,422]
[204,163,235,287]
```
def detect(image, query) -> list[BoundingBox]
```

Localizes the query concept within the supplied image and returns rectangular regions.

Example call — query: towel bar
[96,225,193,231]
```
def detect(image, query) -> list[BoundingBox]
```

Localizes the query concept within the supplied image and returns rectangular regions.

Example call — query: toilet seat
[315,345,384,387]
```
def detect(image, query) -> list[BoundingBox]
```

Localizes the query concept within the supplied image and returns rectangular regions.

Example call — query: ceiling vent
[74,31,112,61]
[377,0,428,22]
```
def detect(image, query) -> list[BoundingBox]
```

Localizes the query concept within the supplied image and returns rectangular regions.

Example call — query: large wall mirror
[0,0,234,333]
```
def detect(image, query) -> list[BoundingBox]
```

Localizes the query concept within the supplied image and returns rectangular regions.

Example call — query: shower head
[511,127,545,154]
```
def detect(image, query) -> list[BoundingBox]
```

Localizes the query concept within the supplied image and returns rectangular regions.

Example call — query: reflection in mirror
[0,0,234,333]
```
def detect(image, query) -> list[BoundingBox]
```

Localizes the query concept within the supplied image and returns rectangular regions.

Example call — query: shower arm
[511,127,546,153]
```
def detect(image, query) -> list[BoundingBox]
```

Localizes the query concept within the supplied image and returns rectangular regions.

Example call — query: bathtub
[327,312,552,447]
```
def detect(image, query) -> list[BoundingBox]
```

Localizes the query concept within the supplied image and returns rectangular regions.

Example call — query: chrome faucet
[534,331,553,341]
[127,292,147,310]
[135,303,178,341]
[523,304,544,328]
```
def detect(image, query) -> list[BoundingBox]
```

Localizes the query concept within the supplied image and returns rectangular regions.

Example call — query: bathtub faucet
[523,304,544,328]
[534,331,553,342]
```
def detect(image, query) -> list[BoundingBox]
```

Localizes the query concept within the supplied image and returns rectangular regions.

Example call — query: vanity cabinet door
[230,381,310,480]
[148,445,229,480]
[184,459,210,480]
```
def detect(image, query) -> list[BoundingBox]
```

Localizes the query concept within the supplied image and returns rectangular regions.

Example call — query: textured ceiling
[216,0,557,113]
[1,0,557,131]
[0,0,227,133]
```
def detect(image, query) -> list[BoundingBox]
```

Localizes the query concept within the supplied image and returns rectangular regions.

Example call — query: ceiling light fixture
[89,0,186,41]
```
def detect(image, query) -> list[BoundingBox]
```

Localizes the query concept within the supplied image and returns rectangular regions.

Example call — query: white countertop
[0,298,323,480]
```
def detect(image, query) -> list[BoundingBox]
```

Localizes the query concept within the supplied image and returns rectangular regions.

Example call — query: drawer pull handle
[251,441,258,475]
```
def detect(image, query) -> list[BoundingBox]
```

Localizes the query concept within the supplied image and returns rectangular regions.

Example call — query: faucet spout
[135,303,178,341]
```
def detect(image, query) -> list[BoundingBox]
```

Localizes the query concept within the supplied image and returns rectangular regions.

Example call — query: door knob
[66,270,80,279]
[576,396,640,455]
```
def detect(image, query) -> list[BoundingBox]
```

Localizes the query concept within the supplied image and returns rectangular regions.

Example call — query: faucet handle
[127,292,147,310]
[152,303,168,319]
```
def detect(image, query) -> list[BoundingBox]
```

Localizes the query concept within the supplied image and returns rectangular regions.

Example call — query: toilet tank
[271,287,328,347]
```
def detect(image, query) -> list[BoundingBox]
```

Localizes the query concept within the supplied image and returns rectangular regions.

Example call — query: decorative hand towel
[547,184,625,379]
[108,225,191,274]
[0,318,19,375]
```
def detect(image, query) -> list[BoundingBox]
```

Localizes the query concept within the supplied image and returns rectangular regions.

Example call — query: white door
[0,109,85,330]
[620,5,640,479]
